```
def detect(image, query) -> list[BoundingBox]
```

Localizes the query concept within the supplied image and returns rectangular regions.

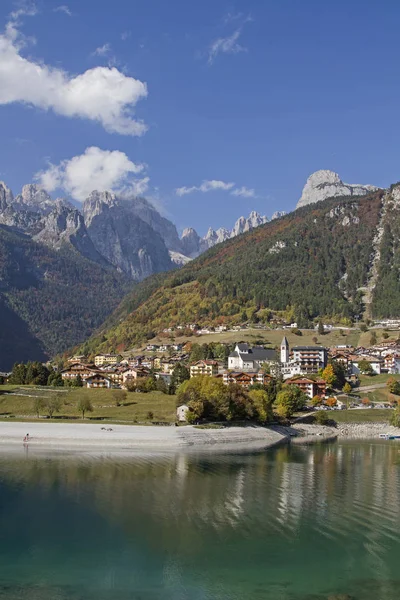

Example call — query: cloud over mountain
[35,147,148,202]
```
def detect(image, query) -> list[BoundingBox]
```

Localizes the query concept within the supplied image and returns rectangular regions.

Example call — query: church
[279,337,328,379]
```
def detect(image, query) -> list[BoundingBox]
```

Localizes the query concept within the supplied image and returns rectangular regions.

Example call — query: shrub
[390,408,400,428]
[315,411,330,425]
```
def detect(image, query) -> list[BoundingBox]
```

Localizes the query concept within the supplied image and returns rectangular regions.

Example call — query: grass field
[358,373,400,387]
[332,409,392,423]
[0,386,177,424]
[147,328,363,351]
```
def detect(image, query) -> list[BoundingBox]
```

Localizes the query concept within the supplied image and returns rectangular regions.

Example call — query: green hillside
[79,190,391,356]
[0,226,132,369]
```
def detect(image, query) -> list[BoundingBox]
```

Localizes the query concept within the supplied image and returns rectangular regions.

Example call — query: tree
[77,395,93,419]
[155,377,168,393]
[189,344,205,362]
[387,377,400,396]
[45,394,62,418]
[274,385,307,419]
[76,374,84,387]
[360,323,368,333]
[321,364,336,387]
[325,397,337,407]
[343,382,352,394]
[357,360,373,376]
[248,389,273,423]
[125,380,137,393]
[318,321,325,336]
[170,364,190,389]
[311,395,322,407]
[9,363,27,385]
[47,371,64,387]
[361,397,371,406]
[33,397,45,418]
[315,411,331,425]
[112,389,127,406]
[312,336,318,344]
[382,331,389,339]
[390,407,400,428]
[143,376,157,392]
[370,331,377,346]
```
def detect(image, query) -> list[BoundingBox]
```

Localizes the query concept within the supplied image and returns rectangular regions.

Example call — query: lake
[0,441,399,599]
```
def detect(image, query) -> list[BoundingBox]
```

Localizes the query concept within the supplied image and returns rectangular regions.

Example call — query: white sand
[0,421,286,453]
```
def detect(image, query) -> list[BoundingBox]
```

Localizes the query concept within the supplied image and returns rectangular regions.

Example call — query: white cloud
[35,147,148,202]
[92,43,111,57]
[176,180,235,196]
[0,22,148,135]
[231,186,256,198]
[121,31,131,41]
[208,29,246,65]
[9,2,37,21]
[53,5,72,17]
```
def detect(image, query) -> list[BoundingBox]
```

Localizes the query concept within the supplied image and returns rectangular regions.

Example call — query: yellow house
[94,354,121,367]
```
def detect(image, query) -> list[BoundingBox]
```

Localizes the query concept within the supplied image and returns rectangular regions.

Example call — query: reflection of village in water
[1,443,400,599]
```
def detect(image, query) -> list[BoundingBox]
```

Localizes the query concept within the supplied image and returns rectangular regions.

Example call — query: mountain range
[0,168,386,368]
[79,181,400,358]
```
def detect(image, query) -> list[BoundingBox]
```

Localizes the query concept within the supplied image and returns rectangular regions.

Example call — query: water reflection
[0,442,399,599]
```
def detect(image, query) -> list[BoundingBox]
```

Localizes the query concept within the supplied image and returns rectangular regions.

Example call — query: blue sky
[0,0,400,236]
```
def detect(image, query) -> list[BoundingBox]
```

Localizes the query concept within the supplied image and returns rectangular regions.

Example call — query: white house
[176,404,190,422]
[351,357,382,375]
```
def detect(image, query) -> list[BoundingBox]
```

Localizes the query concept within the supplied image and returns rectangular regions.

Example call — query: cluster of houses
[62,349,190,389]
[330,340,400,376]
[60,335,400,398]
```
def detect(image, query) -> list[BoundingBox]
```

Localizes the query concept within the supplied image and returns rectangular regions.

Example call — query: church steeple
[280,336,289,363]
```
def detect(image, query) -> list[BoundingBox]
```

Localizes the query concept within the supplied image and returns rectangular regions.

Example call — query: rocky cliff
[82,191,173,279]
[297,170,378,209]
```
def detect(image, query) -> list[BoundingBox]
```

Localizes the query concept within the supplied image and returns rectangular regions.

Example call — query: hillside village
[50,325,400,413]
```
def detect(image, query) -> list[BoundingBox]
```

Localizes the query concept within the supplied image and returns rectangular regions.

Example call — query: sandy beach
[0,421,286,453]
[0,420,396,455]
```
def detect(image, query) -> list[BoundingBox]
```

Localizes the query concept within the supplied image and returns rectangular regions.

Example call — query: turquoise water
[0,442,400,599]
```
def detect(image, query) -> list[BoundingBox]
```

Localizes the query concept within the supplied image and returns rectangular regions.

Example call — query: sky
[1,0,400,236]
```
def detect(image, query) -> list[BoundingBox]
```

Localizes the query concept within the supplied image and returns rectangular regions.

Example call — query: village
[58,323,400,416]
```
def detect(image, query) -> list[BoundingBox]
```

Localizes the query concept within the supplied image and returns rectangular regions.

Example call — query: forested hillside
[79,189,392,356]
[0,226,132,369]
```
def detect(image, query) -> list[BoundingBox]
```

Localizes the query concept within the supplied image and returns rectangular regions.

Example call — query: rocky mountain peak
[13,184,56,215]
[297,169,379,209]
[271,211,286,220]
[33,202,108,265]
[0,181,14,210]
[180,228,201,258]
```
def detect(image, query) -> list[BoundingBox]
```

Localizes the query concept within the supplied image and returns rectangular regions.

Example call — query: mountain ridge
[77,185,400,358]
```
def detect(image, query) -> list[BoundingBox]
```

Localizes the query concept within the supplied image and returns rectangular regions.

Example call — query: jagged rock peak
[232,211,268,236]
[297,170,379,209]
[0,181,14,210]
[13,184,56,214]
[271,211,286,220]
[180,227,201,258]
[85,190,117,206]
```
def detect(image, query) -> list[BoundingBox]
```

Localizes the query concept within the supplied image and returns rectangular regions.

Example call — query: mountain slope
[80,189,390,356]
[0,226,132,369]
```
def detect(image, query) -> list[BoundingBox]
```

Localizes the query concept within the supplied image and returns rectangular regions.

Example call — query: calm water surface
[0,441,400,599]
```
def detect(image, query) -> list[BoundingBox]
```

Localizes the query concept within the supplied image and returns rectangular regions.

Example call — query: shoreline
[0,421,286,454]
[0,421,397,456]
